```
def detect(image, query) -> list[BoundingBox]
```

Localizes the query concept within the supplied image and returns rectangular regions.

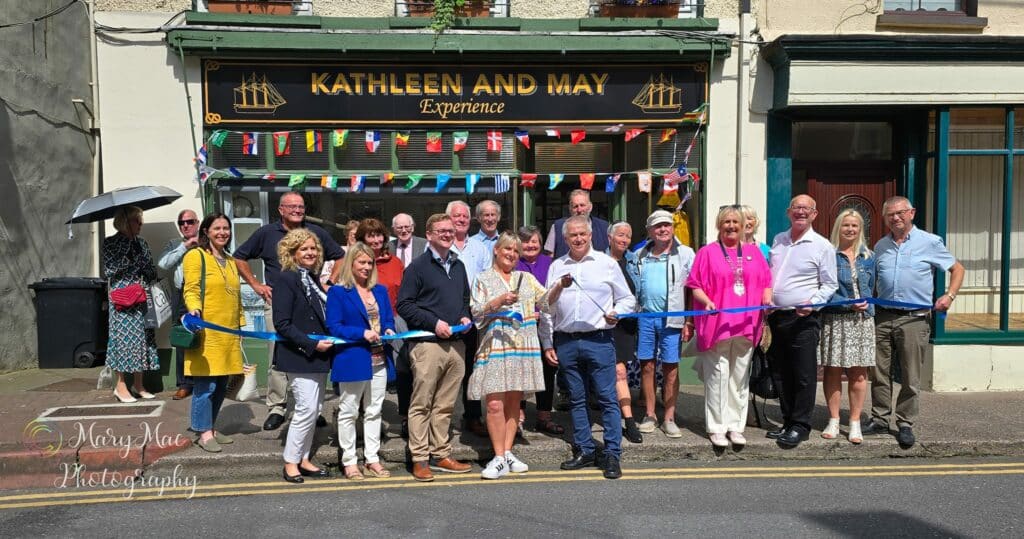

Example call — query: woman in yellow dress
[183,213,245,453]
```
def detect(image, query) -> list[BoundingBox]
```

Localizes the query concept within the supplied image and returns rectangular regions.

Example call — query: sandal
[534,418,565,435]
[821,418,840,440]
[343,465,364,481]
[363,463,391,478]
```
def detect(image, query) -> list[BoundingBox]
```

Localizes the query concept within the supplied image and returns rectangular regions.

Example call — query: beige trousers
[407,340,466,462]
[700,336,754,434]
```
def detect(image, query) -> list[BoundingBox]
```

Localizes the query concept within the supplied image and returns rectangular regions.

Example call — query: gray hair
[475,200,501,218]
[391,212,414,229]
[882,196,913,213]
[562,214,592,236]
[445,200,471,215]
[518,225,542,244]
[608,221,632,238]
[568,189,590,203]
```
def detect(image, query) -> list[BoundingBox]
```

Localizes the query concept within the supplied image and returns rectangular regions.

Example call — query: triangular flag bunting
[194,145,208,166]
[548,174,565,190]
[197,166,214,184]
[426,132,442,153]
[545,129,561,138]
[365,131,380,153]
[579,173,595,190]
[242,133,259,155]
[227,166,243,178]
[435,173,451,193]
[520,173,537,189]
[306,130,323,153]
[514,130,531,149]
[486,130,503,152]
[351,175,366,193]
[395,131,410,147]
[381,172,395,185]
[660,128,677,143]
[624,128,645,142]
[664,164,686,186]
[332,129,348,147]
[452,131,469,152]
[288,174,306,189]
[605,173,621,193]
[603,124,623,133]
[273,132,291,156]
[321,175,337,189]
[570,130,586,145]
[262,173,276,182]
[405,173,423,190]
[637,171,652,193]
[208,130,228,148]
[494,174,510,194]
[466,173,481,195]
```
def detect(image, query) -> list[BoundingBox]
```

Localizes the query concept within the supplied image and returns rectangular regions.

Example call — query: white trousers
[283,372,326,464]
[337,363,388,466]
[700,336,754,434]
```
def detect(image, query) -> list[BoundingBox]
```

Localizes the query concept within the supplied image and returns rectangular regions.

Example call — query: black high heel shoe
[282,467,304,484]
[299,465,330,478]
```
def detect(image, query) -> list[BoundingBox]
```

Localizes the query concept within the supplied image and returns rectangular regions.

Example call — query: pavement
[2,366,1023,489]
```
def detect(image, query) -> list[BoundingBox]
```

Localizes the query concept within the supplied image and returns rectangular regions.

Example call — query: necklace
[718,240,745,296]
[209,250,238,297]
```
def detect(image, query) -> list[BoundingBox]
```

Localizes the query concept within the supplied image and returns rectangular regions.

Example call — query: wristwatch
[946,293,957,301]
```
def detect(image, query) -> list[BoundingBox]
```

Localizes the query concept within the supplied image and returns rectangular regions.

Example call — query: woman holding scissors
[468,232,554,480]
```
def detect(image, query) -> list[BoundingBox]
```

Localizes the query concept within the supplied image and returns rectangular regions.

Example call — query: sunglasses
[177,219,198,226]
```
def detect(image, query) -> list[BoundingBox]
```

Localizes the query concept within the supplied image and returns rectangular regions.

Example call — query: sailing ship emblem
[632,74,682,114]
[233,73,286,114]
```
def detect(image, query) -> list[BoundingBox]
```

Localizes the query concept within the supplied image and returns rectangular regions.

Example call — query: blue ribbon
[616,297,937,320]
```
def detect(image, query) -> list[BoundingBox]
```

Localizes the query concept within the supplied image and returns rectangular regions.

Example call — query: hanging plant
[430,0,464,34]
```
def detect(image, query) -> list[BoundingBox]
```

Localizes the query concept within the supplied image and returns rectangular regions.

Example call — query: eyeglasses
[280,204,306,211]
[789,205,816,212]
[885,208,914,218]
[431,228,456,236]
[177,219,198,227]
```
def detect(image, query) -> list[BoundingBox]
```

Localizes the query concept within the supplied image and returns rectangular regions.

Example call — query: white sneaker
[727,431,747,446]
[709,432,729,447]
[505,451,528,473]
[661,420,683,439]
[481,456,509,480]
[637,416,657,433]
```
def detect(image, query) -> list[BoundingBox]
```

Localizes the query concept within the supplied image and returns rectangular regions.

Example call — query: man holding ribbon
[767,195,838,448]
[541,215,636,479]
[866,196,964,448]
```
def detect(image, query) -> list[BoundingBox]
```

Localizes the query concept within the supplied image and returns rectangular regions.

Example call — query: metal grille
[208,132,267,170]
[651,127,702,170]
[396,131,453,171]
[886,1,963,12]
[534,141,613,173]
[273,131,331,171]
[334,131,393,171]
[457,131,516,171]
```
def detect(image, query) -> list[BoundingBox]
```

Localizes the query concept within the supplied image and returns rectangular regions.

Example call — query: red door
[802,161,898,248]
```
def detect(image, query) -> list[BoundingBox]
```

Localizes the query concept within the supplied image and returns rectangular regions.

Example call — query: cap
[646,210,673,228]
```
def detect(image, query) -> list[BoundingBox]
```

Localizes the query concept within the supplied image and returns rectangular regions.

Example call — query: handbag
[144,281,173,329]
[110,283,147,311]
[225,348,259,402]
[749,345,778,400]
[170,251,205,349]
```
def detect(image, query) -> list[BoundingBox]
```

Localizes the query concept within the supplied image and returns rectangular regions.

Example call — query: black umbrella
[66,186,183,224]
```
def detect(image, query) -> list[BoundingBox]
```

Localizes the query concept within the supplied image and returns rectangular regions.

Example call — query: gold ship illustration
[233,73,286,114]
[632,74,682,114]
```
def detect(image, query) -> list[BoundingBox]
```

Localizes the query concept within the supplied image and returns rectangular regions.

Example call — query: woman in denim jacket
[819,209,876,444]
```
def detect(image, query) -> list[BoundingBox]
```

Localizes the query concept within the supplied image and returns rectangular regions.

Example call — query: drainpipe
[86,0,102,277]
[735,0,750,204]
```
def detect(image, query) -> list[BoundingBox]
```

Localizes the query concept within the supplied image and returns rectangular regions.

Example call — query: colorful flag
[605,173,621,193]
[288,174,306,188]
[381,172,395,185]
[603,124,623,133]
[262,173,276,182]
[494,174,510,194]
[208,130,228,148]
[486,130,503,152]
[227,166,243,178]
[351,174,366,193]
[306,131,323,153]
[545,129,561,138]
[331,129,348,148]
[194,145,208,166]
[405,173,423,190]
[273,132,291,156]
[660,128,677,143]
[520,173,537,189]
[395,131,410,147]
[365,131,380,153]
[624,128,645,142]
[570,130,586,145]
[514,129,531,149]
[426,132,443,153]
[466,173,481,195]
[242,133,259,155]
[637,171,652,193]
[452,131,469,152]
[321,175,337,189]
[549,174,565,190]
[579,173,595,190]
[435,173,451,193]
[197,166,214,184]
[663,164,686,186]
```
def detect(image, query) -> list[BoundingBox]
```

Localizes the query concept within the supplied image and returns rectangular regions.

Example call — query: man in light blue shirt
[866,196,964,448]
[157,209,199,400]
[471,200,501,265]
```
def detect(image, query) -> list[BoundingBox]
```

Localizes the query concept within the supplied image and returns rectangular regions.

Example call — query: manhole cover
[37,402,164,421]
[29,379,99,392]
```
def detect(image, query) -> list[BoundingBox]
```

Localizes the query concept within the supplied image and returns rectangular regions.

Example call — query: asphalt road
[1,458,1021,538]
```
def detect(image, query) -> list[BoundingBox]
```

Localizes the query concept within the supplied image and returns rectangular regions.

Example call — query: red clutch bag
[110,283,147,310]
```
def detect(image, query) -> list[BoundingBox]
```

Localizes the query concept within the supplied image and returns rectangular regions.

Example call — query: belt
[878,306,930,316]
[554,329,612,340]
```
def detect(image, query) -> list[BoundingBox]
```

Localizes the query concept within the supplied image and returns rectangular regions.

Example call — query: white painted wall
[932,345,1024,391]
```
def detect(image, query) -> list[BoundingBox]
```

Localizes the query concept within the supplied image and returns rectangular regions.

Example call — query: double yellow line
[2,461,1022,510]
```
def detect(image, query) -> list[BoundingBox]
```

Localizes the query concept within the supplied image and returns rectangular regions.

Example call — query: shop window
[589,1,703,19]
[792,122,892,161]
[457,132,516,171]
[334,131,393,171]
[534,141,613,173]
[208,132,267,170]
[395,131,452,171]
[949,108,1005,150]
[1014,108,1024,150]
[274,131,331,171]
[1011,156,1024,331]
[651,127,703,171]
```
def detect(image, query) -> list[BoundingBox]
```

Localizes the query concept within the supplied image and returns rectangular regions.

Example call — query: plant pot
[598,2,681,18]
[207,1,295,16]
[406,0,493,18]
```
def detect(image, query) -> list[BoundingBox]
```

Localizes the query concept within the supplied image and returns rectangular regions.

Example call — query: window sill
[876,13,987,31]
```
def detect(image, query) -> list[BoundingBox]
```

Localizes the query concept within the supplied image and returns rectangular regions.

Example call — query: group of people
[101,187,963,484]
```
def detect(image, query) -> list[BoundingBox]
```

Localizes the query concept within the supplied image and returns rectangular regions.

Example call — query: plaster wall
[931,345,1024,392]
[0,2,96,370]
[755,0,1024,39]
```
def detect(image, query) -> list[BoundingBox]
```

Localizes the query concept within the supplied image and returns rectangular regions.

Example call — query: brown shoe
[430,457,472,474]
[411,461,434,482]
[172,387,191,400]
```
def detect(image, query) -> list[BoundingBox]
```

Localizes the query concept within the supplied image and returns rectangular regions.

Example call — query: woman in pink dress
[686,205,773,448]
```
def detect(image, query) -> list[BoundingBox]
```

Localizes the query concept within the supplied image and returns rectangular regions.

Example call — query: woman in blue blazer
[326,242,396,480]
[273,229,334,484]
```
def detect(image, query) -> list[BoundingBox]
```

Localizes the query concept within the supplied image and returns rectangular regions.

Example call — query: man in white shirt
[157,209,199,400]
[767,194,838,448]
[389,213,427,269]
[541,215,636,479]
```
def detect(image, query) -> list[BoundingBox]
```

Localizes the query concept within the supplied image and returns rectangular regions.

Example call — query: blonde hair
[278,228,323,273]
[491,231,521,267]
[715,205,745,231]
[739,205,760,241]
[830,209,871,259]
[112,206,143,234]
[337,242,378,289]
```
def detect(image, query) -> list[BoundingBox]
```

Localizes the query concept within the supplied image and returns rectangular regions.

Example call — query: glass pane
[887,1,962,12]
[945,155,1003,332]
[792,122,892,161]
[949,108,1005,150]
[1012,157,1024,330]
[1014,108,1024,149]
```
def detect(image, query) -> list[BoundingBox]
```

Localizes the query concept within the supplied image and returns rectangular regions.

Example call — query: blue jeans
[555,331,621,458]
[190,376,228,432]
